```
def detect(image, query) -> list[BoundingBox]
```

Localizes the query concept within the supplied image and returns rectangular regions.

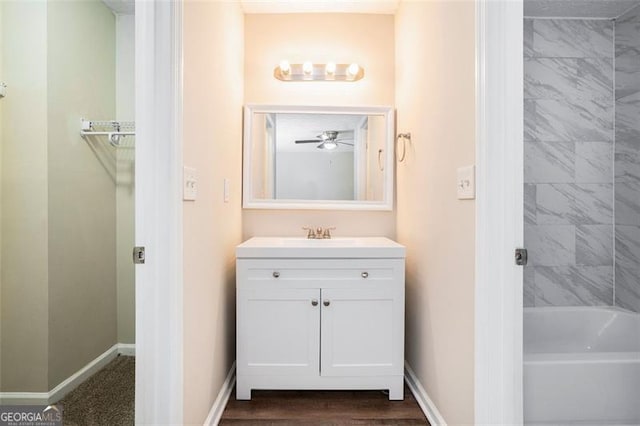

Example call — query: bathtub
[524,307,640,425]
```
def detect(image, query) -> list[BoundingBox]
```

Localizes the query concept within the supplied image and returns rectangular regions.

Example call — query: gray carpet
[56,355,135,426]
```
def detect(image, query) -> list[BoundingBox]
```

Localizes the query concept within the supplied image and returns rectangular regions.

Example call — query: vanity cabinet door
[237,287,320,376]
[320,288,402,377]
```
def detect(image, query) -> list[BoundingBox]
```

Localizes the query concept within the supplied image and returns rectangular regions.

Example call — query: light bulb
[303,61,313,75]
[279,60,291,75]
[325,62,336,75]
[322,141,338,150]
[347,63,360,77]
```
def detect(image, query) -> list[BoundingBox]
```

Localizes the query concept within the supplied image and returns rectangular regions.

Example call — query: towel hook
[396,133,411,163]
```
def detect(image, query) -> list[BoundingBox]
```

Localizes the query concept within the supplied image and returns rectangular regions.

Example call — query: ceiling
[240,0,399,14]
[101,0,134,15]
[100,0,639,19]
[524,0,640,18]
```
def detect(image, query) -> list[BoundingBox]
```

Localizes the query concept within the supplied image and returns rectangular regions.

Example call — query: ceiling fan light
[322,141,338,150]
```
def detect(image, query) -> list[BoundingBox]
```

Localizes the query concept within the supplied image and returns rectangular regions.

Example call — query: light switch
[183,166,197,201]
[457,165,475,200]
[224,178,230,203]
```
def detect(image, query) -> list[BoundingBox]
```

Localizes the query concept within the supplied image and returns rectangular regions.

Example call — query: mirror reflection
[247,109,391,208]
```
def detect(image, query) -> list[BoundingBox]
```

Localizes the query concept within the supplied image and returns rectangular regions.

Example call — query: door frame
[135,0,184,423]
[474,0,524,424]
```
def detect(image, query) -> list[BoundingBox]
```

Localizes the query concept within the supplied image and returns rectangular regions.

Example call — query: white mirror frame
[243,104,395,211]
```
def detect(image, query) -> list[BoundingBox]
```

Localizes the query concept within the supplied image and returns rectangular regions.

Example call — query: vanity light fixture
[302,61,313,75]
[279,60,291,75]
[274,61,365,82]
[347,63,360,77]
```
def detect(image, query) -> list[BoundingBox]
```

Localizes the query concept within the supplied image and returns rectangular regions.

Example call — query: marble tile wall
[524,18,615,307]
[615,5,640,312]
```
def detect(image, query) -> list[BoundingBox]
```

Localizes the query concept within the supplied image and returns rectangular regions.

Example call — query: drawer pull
[272,271,280,278]
[361,272,369,279]
[311,299,318,306]
[323,300,331,307]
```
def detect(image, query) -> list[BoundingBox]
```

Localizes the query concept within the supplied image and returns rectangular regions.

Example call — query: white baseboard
[204,361,236,426]
[0,391,50,405]
[405,361,447,426]
[118,343,136,356]
[0,342,136,405]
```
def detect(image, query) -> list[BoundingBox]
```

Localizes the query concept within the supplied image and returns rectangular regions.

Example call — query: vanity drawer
[238,259,403,284]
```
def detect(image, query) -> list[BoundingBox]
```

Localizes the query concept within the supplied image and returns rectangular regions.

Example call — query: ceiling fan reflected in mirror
[295,130,354,150]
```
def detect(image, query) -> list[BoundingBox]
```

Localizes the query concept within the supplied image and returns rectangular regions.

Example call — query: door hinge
[133,246,146,264]
[515,248,528,266]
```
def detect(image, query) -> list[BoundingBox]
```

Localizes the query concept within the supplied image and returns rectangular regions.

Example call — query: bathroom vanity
[235,237,406,400]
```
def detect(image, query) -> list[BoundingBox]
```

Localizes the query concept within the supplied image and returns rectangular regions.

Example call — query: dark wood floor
[220,385,429,425]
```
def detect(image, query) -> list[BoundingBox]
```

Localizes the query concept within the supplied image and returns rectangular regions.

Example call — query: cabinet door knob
[361,271,369,278]
[311,299,318,306]
[272,271,280,278]
[323,300,330,307]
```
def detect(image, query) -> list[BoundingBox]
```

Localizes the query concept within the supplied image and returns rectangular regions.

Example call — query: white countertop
[236,237,406,259]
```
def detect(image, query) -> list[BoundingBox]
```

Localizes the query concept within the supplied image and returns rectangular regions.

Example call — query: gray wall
[46,0,117,389]
[275,151,355,200]
[0,0,118,392]
[615,5,640,312]
[1,0,50,392]
[524,18,615,306]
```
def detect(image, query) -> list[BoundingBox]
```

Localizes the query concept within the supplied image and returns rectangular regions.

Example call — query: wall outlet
[183,166,197,201]
[457,165,475,200]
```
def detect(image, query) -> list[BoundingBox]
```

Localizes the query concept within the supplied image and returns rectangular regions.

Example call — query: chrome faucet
[302,227,336,239]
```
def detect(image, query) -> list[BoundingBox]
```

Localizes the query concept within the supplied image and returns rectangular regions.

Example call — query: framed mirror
[243,105,394,210]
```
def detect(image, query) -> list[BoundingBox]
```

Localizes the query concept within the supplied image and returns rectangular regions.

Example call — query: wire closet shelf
[80,119,135,147]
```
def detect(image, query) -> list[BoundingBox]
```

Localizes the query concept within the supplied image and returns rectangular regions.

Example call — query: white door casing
[475,0,524,424]
[135,0,184,423]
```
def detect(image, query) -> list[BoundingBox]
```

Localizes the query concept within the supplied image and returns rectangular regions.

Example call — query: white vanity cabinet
[236,237,405,401]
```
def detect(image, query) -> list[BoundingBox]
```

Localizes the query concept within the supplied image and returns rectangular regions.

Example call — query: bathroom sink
[236,237,405,259]
[277,237,363,247]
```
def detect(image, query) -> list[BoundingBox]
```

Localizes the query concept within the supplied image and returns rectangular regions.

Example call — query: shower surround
[524,18,615,307]
[615,6,640,312]
[524,6,640,312]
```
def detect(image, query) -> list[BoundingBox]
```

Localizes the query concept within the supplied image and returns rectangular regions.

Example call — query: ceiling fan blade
[295,139,322,144]
[337,142,354,146]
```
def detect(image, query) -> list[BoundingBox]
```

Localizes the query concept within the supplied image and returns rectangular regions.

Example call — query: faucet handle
[322,227,336,239]
[302,226,316,239]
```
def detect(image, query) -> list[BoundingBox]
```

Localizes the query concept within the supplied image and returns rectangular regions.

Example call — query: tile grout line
[612,18,616,308]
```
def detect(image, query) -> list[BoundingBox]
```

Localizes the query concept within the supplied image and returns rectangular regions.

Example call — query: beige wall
[115,13,135,344]
[46,0,117,389]
[395,1,476,424]
[243,13,395,239]
[183,0,244,423]
[0,0,50,393]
